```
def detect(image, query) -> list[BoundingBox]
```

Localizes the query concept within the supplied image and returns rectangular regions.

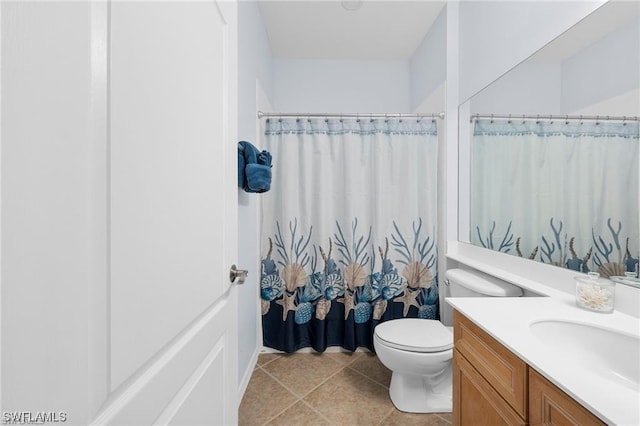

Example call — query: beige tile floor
[239,352,453,426]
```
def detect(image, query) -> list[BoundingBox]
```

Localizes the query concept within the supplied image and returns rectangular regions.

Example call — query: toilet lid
[374,318,453,353]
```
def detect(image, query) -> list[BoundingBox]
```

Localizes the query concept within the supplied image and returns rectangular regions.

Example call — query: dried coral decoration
[574,272,615,313]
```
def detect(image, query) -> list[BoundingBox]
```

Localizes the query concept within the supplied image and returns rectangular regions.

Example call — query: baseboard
[237,345,260,404]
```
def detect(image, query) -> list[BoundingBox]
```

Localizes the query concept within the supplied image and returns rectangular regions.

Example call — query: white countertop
[447,296,640,426]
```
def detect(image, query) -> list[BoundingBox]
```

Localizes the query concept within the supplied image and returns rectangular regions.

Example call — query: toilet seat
[374,318,453,353]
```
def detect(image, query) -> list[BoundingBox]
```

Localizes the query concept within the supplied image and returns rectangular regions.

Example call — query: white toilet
[373,269,523,413]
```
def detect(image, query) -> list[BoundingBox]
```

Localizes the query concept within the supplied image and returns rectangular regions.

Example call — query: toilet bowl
[373,268,524,413]
[374,318,453,413]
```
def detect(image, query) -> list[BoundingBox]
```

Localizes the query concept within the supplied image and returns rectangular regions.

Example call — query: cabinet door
[529,369,605,426]
[453,350,526,426]
[454,310,528,418]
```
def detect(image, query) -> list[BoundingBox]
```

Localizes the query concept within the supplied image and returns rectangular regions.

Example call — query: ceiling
[258,1,446,60]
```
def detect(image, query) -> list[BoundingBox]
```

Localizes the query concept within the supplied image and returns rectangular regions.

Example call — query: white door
[0,1,239,425]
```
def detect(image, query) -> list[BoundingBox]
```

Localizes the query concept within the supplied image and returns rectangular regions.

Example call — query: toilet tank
[445,268,523,297]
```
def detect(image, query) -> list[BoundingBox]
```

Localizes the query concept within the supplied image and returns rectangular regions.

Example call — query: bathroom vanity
[452,310,604,425]
[448,297,639,426]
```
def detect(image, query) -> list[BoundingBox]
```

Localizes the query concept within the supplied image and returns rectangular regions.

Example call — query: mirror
[459,1,640,287]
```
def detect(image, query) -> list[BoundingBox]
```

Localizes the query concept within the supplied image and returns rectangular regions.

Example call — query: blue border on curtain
[260,218,439,354]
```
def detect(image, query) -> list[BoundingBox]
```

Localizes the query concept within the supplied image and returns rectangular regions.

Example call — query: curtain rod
[471,113,640,123]
[257,110,445,119]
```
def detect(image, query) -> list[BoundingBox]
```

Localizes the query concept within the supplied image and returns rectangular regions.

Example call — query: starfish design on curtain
[338,291,356,320]
[276,292,297,321]
[393,287,421,317]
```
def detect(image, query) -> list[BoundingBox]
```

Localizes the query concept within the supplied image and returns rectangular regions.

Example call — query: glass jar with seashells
[575,272,615,313]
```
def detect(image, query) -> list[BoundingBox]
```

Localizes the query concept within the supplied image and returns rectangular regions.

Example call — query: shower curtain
[260,117,439,353]
[470,118,639,275]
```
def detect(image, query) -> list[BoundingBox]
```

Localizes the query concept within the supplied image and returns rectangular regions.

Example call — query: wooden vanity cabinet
[453,310,527,425]
[453,350,526,425]
[453,310,605,426]
[529,369,605,426]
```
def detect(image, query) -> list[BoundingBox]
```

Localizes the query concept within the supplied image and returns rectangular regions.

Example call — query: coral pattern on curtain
[471,118,639,276]
[260,118,439,353]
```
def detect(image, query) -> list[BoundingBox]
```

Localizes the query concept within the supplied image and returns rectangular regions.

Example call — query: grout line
[325,351,365,367]
[377,405,397,426]
[345,365,391,391]
[257,362,335,424]
[260,359,360,426]
[257,354,282,369]
[259,366,303,398]
[262,355,348,400]
[242,366,299,426]
[434,413,453,424]
[298,399,334,424]
[260,398,300,426]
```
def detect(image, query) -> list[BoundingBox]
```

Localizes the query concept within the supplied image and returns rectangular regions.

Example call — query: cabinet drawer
[529,369,605,426]
[454,310,528,419]
[453,349,526,426]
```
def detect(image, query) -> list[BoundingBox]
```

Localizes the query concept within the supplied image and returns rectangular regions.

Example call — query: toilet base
[388,367,452,413]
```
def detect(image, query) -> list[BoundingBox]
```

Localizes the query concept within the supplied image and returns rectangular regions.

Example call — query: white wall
[457,1,605,103]
[562,19,640,114]
[237,0,273,398]
[272,59,410,112]
[572,88,640,116]
[469,63,563,115]
[459,12,639,117]
[410,8,446,111]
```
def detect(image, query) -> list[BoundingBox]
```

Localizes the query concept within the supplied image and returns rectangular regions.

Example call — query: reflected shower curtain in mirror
[260,118,439,353]
[471,118,639,275]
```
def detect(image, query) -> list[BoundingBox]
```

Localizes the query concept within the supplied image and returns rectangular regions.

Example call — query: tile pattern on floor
[239,352,452,426]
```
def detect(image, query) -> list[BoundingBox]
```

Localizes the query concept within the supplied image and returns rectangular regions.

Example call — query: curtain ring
[565,115,569,125]
[579,115,583,125]
[623,116,627,126]
[508,113,512,124]
[536,114,540,124]
[595,115,600,125]
[490,113,494,123]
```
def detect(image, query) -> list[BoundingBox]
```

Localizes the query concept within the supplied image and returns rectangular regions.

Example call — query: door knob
[229,265,248,285]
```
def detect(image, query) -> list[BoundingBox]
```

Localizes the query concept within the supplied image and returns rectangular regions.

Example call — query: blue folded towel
[238,141,272,193]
